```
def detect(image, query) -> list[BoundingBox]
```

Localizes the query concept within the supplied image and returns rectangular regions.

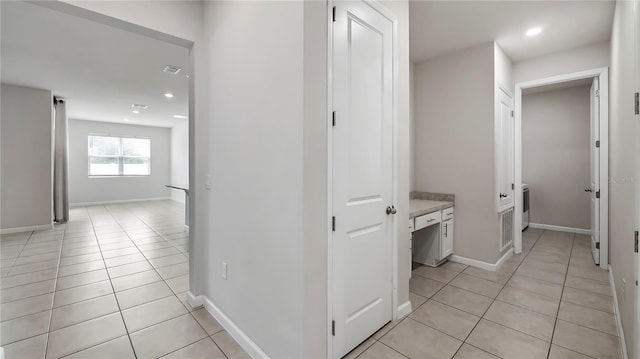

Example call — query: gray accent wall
[0,83,53,231]
[522,85,591,230]
[67,119,170,204]
[414,42,502,264]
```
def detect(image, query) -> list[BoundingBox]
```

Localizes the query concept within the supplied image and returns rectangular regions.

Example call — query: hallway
[0,202,625,358]
[345,229,622,359]
[0,200,247,358]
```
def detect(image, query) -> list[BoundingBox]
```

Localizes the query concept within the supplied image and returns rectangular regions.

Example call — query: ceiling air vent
[163,65,182,75]
[131,104,148,110]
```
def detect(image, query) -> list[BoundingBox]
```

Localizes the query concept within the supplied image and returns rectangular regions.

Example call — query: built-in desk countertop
[409,199,454,219]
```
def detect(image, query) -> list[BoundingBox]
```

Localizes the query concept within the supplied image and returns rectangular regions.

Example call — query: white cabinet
[411,207,454,267]
[441,217,454,258]
[414,211,441,231]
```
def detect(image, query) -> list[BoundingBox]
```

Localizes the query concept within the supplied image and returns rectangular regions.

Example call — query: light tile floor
[345,228,623,359]
[0,200,248,359]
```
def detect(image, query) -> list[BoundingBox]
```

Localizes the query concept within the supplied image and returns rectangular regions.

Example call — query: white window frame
[88,134,151,177]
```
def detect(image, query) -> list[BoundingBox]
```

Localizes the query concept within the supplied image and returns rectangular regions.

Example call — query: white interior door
[497,88,514,212]
[590,77,600,264]
[332,2,393,357]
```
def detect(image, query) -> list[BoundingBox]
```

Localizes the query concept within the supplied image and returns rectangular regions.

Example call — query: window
[88,135,151,176]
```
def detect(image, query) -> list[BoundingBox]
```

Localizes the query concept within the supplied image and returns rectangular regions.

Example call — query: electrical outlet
[222,262,228,280]
[205,174,212,190]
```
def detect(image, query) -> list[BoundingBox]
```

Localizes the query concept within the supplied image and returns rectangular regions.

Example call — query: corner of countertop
[410,191,455,203]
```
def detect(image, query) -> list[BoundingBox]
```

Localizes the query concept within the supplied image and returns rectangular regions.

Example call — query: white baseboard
[70,197,171,207]
[608,265,629,359]
[0,223,53,235]
[528,223,591,235]
[449,249,513,272]
[186,291,204,308]
[202,295,270,359]
[396,300,412,319]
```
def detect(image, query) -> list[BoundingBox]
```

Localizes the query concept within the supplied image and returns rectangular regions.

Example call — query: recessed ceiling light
[132,110,140,114]
[164,93,174,99]
[526,27,542,37]
[123,118,129,122]
[173,115,188,119]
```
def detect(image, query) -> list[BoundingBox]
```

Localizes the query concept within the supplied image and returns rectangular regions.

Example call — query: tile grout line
[113,201,242,358]
[545,232,575,359]
[85,204,139,359]
[115,202,189,258]
[451,229,544,358]
[43,224,67,359]
[1,229,56,353]
[102,203,206,357]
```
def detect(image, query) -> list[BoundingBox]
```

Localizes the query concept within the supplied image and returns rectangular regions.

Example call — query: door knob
[499,193,508,198]
[584,188,593,192]
[386,206,397,215]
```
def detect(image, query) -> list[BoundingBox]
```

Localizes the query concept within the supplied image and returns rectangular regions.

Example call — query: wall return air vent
[131,104,148,111]
[163,65,182,75]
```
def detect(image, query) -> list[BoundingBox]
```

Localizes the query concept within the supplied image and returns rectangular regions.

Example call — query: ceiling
[410,1,615,63]
[1,1,189,128]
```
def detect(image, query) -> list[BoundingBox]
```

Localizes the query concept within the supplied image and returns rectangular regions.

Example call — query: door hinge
[596,190,600,199]
[635,92,639,115]
[595,140,600,148]
[596,242,600,249]
[332,320,336,336]
[596,90,600,98]
[511,183,514,190]
[635,230,638,253]
[332,216,336,232]
[332,111,336,127]
[511,110,514,118]
[332,6,336,22]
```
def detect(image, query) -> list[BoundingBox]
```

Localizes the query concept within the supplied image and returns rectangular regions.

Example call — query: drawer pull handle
[427,218,435,222]
[446,212,453,216]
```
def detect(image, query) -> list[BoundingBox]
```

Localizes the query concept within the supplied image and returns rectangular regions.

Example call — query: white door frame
[326,1,399,358]
[513,67,609,270]
[634,1,640,357]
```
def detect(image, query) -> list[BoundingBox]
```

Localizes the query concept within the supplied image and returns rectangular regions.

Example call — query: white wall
[170,121,189,203]
[522,85,591,230]
[513,41,610,84]
[494,43,514,94]
[609,0,636,356]
[414,42,502,264]
[67,119,171,204]
[204,2,305,357]
[0,84,53,231]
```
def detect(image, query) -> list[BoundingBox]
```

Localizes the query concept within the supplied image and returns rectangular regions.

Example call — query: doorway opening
[513,68,609,270]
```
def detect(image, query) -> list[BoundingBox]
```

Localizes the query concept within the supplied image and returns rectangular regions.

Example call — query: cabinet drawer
[414,211,441,231]
[442,208,454,221]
